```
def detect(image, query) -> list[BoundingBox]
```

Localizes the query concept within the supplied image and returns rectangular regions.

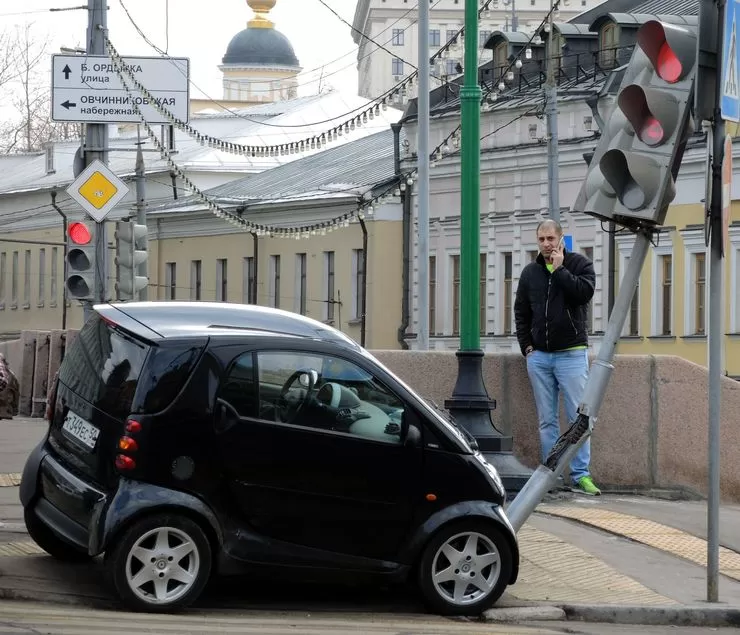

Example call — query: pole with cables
[417,0,431,350]
[545,0,560,222]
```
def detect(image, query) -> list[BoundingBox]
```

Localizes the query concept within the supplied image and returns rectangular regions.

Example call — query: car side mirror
[404,423,421,448]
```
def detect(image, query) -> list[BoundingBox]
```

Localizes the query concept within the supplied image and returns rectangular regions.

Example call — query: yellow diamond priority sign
[67,159,129,222]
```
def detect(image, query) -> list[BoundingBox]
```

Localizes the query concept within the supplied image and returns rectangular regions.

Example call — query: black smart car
[20,302,518,615]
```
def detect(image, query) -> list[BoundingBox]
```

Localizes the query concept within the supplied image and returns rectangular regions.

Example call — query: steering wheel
[278,369,316,423]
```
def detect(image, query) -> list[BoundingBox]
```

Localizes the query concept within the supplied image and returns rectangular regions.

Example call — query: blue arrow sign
[722,0,740,122]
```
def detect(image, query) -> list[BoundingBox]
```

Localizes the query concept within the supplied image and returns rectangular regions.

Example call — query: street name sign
[51,54,190,124]
[66,160,129,223]
[722,0,740,122]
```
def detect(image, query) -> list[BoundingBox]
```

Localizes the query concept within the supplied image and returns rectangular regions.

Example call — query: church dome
[222,0,300,68]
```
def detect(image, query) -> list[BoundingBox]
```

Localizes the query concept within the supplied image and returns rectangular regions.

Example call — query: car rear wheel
[418,520,512,616]
[23,507,92,562]
[106,514,212,613]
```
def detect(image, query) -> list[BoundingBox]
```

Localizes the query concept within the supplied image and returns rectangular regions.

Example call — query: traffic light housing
[65,220,97,301]
[114,221,148,301]
[574,20,697,229]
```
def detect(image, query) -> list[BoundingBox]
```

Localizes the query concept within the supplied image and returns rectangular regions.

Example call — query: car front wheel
[418,520,512,616]
[106,514,212,613]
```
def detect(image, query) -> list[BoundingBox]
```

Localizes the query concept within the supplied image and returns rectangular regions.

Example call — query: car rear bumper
[22,446,109,555]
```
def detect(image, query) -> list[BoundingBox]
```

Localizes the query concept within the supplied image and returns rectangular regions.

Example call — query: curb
[482,606,566,622]
[560,603,740,627]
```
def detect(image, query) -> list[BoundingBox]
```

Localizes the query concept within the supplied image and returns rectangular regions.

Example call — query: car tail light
[125,419,142,434]
[118,436,139,452]
[115,454,136,470]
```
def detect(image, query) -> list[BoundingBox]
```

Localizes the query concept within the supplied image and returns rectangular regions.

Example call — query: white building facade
[351,0,606,101]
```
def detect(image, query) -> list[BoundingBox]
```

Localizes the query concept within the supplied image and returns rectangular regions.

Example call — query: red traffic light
[657,42,682,83]
[68,221,92,245]
[618,86,678,148]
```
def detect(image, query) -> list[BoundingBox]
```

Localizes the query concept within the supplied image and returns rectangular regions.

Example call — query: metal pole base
[445,350,533,493]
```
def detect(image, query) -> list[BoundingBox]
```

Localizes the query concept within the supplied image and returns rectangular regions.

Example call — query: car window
[255,351,406,445]
[220,352,259,418]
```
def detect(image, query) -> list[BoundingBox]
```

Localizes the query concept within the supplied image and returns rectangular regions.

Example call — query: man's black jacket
[514,250,595,356]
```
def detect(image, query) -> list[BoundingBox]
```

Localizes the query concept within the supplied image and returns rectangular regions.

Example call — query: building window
[296,253,307,315]
[243,257,255,304]
[392,28,404,45]
[661,254,672,335]
[353,249,365,320]
[627,258,639,336]
[451,254,460,335]
[11,251,18,308]
[528,250,539,263]
[480,253,487,335]
[191,260,202,301]
[429,255,437,335]
[50,247,58,307]
[479,30,491,48]
[165,263,176,300]
[270,255,280,308]
[0,252,5,309]
[324,251,335,322]
[446,29,458,45]
[446,59,458,76]
[582,247,594,333]
[429,29,441,46]
[494,43,508,73]
[23,250,31,309]
[695,252,706,335]
[216,259,228,302]
[391,58,404,75]
[599,23,619,68]
[37,248,46,307]
[503,252,513,335]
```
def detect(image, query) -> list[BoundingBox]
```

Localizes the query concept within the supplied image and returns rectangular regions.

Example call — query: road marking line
[537,505,740,580]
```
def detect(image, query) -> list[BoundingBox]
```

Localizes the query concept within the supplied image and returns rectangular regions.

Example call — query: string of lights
[104,0,499,157]
[108,48,414,239]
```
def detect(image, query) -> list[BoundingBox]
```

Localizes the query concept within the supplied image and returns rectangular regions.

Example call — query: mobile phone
[557,235,565,250]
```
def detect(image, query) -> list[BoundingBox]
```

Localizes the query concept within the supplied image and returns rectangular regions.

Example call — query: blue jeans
[526,348,591,482]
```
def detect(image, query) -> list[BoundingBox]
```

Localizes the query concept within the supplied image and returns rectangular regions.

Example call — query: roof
[632,0,698,14]
[97,301,362,350]
[222,26,300,68]
[153,127,402,214]
[567,0,644,27]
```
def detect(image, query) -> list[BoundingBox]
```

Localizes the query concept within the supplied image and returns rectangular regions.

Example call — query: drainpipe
[392,122,410,350]
[50,190,68,330]
[358,215,368,348]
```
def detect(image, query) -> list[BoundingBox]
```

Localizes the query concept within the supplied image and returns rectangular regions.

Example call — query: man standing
[514,220,600,495]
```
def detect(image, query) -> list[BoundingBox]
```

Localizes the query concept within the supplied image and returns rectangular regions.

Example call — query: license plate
[62,411,100,451]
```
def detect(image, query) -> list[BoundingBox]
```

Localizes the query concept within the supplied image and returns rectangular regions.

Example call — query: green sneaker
[573,476,601,496]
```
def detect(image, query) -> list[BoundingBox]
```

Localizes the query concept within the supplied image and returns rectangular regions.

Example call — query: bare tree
[0,24,82,154]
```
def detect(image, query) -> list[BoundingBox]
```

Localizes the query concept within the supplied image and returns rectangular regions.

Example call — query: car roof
[94,301,362,351]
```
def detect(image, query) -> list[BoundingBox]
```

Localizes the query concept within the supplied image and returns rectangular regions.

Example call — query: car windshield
[358,350,475,452]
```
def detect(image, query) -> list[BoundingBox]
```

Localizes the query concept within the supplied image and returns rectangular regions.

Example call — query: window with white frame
[682,231,707,336]
[480,253,487,335]
[216,259,228,302]
[38,248,45,307]
[269,255,280,308]
[730,228,740,333]
[617,239,639,336]
[503,252,513,335]
[352,248,365,320]
[50,247,58,307]
[451,254,460,335]
[650,242,674,336]
[296,253,307,315]
[324,251,335,322]
[191,260,202,301]
[392,28,404,45]
[23,250,31,309]
[165,263,177,300]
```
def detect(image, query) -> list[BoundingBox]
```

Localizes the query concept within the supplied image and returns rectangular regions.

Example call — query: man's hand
[551,244,564,270]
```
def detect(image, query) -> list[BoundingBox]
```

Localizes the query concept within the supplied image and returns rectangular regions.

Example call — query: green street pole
[444,0,532,493]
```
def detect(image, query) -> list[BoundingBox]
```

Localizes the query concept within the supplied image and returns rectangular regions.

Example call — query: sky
[0,0,360,101]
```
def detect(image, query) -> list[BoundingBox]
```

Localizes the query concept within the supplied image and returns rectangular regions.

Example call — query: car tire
[417,520,513,616]
[23,507,92,562]
[106,513,212,613]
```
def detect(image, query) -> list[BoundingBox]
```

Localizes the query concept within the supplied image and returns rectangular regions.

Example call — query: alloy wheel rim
[125,526,200,605]
[431,530,501,606]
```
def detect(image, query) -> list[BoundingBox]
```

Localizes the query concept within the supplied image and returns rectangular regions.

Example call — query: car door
[214,346,423,563]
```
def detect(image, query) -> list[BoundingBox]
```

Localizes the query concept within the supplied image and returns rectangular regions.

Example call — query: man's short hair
[536,219,563,235]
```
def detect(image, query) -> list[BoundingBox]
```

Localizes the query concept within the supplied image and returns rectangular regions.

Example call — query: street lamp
[444,0,532,493]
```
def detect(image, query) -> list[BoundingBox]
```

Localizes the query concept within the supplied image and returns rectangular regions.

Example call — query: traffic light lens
[69,222,92,245]
[657,42,682,83]
[641,117,665,146]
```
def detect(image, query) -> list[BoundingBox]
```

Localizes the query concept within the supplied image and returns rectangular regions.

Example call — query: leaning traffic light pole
[507,20,699,529]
